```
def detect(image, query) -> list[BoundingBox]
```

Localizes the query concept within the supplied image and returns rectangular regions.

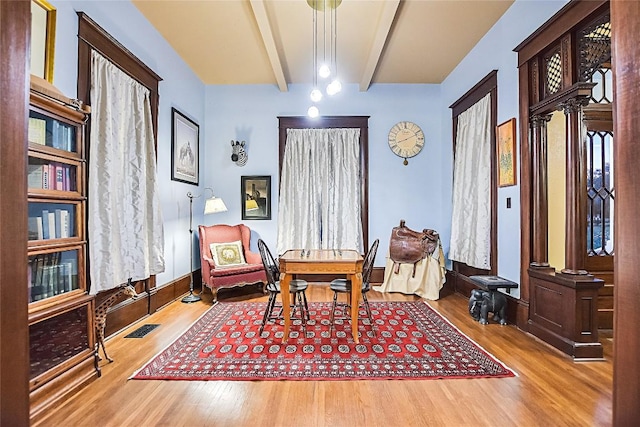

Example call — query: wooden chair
[257,239,310,336]
[328,239,380,336]
[198,224,267,301]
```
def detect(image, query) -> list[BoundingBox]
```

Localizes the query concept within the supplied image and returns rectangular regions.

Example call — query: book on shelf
[28,117,46,145]
[42,165,50,190]
[28,263,33,303]
[60,262,70,293]
[60,210,70,238]
[34,256,45,300]
[28,164,44,189]
[55,209,63,239]
[64,125,74,151]
[29,252,75,301]
[28,216,44,240]
[41,209,50,239]
[55,164,64,190]
[47,211,56,239]
[51,121,61,150]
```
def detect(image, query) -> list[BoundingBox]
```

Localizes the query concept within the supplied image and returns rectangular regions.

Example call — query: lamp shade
[204,197,228,214]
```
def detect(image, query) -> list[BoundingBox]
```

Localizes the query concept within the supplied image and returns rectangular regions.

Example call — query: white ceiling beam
[359,0,401,92]
[250,0,288,92]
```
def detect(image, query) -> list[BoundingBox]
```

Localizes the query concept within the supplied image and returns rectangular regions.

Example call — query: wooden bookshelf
[27,76,98,424]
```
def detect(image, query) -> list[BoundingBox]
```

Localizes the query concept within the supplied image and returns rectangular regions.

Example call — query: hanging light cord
[332,0,337,77]
[313,1,317,88]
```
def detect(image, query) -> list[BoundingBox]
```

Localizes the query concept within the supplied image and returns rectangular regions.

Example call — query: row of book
[28,253,77,303]
[28,116,75,152]
[28,162,75,191]
[28,209,71,240]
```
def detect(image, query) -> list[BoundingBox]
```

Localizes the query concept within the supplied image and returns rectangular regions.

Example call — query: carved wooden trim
[517,0,612,364]
[530,59,540,105]
[514,0,608,66]
[530,81,596,116]
[561,34,574,89]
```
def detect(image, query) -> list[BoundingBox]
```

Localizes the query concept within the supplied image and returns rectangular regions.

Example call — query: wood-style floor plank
[36,285,613,427]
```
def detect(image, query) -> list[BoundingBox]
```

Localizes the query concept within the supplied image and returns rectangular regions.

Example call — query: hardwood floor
[37,285,613,427]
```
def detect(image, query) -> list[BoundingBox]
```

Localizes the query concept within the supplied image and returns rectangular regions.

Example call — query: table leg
[350,272,362,344]
[280,272,290,343]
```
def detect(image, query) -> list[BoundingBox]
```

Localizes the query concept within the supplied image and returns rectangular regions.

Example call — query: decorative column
[559,97,590,275]
[530,114,552,268]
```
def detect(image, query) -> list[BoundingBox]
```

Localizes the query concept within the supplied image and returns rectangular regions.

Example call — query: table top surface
[280,249,362,262]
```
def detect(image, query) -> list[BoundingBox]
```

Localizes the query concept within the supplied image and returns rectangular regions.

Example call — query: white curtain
[88,51,165,294]
[277,128,362,255]
[449,93,492,269]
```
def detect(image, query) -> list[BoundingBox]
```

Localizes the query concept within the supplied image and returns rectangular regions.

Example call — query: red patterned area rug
[130,301,516,381]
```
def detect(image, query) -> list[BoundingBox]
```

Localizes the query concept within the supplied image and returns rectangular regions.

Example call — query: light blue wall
[204,83,444,267]
[47,0,569,293]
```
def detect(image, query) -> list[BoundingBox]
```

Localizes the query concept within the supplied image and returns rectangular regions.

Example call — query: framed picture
[241,176,271,220]
[497,118,517,187]
[171,108,199,185]
[31,0,57,83]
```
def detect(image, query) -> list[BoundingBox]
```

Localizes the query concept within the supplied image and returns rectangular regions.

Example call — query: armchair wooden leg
[211,288,218,302]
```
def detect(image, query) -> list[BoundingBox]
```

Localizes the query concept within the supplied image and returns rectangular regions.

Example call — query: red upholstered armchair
[198,224,267,301]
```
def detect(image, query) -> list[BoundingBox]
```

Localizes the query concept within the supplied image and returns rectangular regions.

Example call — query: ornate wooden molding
[530,81,596,116]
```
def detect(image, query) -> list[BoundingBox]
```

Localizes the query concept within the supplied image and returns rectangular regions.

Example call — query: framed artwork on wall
[171,107,199,185]
[497,117,517,187]
[241,176,271,220]
[31,0,57,83]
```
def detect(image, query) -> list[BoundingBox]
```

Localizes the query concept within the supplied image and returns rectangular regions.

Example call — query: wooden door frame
[0,1,31,425]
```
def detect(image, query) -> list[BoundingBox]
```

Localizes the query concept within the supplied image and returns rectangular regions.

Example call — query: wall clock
[388,121,425,165]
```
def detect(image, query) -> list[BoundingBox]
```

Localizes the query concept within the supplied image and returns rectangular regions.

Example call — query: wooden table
[279,249,364,343]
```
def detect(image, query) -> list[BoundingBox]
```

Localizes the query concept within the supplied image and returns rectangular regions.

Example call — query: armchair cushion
[210,240,246,267]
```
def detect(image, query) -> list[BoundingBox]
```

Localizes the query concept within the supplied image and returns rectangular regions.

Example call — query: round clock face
[388,121,425,164]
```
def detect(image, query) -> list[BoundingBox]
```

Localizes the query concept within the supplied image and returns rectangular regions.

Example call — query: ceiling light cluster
[307,0,341,118]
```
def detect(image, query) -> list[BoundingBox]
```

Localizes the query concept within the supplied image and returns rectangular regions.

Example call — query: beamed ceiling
[132,0,513,91]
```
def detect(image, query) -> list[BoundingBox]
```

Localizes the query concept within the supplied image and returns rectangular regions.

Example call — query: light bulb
[326,79,342,96]
[307,105,319,118]
[318,64,331,79]
[310,88,323,103]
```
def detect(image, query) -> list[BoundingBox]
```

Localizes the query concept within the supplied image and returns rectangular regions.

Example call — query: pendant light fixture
[307,0,341,118]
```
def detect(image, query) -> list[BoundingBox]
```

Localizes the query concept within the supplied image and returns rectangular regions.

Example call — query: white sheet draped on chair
[277,128,362,255]
[449,93,492,270]
[88,51,165,294]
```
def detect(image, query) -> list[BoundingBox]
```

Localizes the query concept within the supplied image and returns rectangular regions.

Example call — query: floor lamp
[182,188,228,303]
